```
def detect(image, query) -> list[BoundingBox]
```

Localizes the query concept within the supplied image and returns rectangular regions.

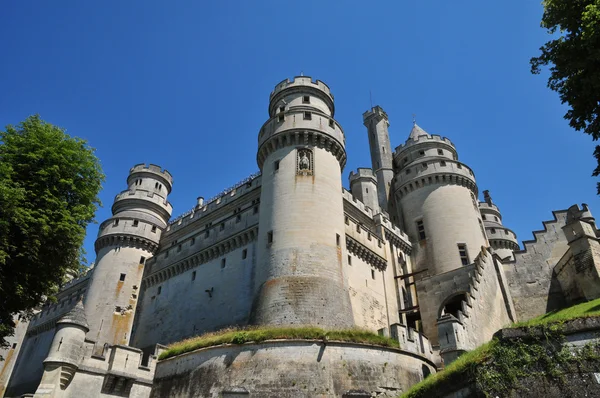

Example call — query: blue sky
[1,1,598,263]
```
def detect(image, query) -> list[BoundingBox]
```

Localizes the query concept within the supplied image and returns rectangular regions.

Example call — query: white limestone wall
[346,254,388,331]
[401,184,487,275]
[85,245,152,347]
[132,244,257,350]
[253,146,354,328]
[271,92,332,116]
[0,316,28,397]
[4,329,54,397]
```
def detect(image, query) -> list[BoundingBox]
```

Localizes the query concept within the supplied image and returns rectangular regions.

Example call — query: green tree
[0,115,104,349]
[531,0,600,192]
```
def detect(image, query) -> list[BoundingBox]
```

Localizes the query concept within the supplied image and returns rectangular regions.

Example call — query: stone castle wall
[150,340,435,398]
[503,210,570,321]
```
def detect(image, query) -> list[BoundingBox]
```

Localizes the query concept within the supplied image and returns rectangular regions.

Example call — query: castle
[2,76,600,398]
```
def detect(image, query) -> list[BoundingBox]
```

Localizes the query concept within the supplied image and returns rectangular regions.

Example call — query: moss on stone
[159,326,399,360]
[402,298,600,398]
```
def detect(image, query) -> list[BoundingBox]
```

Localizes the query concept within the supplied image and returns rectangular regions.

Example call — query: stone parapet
[151,340,435,397]
[128,163,173,189]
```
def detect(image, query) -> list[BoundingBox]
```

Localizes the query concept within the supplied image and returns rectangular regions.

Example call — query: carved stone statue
[299,151,310,170]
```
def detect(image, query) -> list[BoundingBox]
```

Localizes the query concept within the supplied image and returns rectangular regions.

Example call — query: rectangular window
[438,149,444,155]
[419,151,425,156]
[348,255,352,265]
[304,111,312,120]
[345,216,349,225]
[236,214,241,223]
[371,269,376,280]
[440,160,446,166]
[140,256,146,264]
[191,271,196,281]
[491,228,496,234]
[336,234,341,246]
[405,168,411,175]
[113,219,119,227]
[191,237,195,245]
[158,286,162,295]
[151,225,157,233]
[253,206,259,214]
[119,273,126,282]
[274,160,280,171]
[329,119,335,128]
[132,220,139,227]
[205,230,210,238]
[416,220,426,240]
[242,249,247,259]
[303,95,310,104]
[220,223,225,231]
[267,231,273,244]
[12,343,17,349]
[457,164,462,169]
[165,250,169,258]
[221,258,226,268]
[279,106,285,113]
[482,214,486,220]
[458,244,470,265]
[422,162,427,169]
[278,114,285,122]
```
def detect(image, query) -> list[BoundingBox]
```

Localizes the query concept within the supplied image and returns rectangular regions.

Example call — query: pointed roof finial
[412,113,417,126]
[300,70,304,76]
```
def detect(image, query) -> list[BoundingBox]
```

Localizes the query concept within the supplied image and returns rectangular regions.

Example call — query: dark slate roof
[57,298,89,331]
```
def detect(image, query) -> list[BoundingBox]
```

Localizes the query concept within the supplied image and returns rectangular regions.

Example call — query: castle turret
[84,164,173,349]
[349,168,379,212]
[34,299,89,396]
[393,124,487,275]
[363,106,394,212]
[252,76,354,328]
[479,190,519,261]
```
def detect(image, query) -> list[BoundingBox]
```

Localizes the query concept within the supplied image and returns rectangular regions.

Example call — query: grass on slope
[159,326,400,360]
[401,297,600,398]
[511,297,600,328]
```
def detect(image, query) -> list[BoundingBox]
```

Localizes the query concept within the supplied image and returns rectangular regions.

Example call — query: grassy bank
[402,298,600,398]
[158,326,399,360]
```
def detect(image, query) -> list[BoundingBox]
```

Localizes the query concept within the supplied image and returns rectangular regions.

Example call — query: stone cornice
[94,233,159,253]
[142,226,258,288]
[346,235,387,270]
[257,129,346,170]
[395,172,477,198]
[384,229,412,254]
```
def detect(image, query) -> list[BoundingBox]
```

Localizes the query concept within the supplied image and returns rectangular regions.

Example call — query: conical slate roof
[57,298,89,331]
[408,123,430,140]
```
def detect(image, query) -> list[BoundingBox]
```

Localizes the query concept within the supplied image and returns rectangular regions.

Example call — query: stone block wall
[503,210,570,321]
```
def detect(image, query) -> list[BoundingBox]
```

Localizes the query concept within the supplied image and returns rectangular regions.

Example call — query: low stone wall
[151,340,436,398]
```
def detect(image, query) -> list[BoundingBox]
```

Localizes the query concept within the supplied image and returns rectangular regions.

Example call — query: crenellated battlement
[395,134,455,155]
[270,76,333,101]
[349,168,377,184]
[129,163,174,186]
[168,172,261,229]
[362,106,388,123]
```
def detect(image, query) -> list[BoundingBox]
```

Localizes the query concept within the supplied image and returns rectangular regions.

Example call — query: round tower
[85,164,173,348]
[393,124,487,275]
[40,299,89,391]
[349,168,379,212]
[252,76,354,328]
[479,190,519,261]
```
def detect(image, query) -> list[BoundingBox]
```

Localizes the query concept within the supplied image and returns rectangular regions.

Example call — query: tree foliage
[0,115,104,349]
[531,0,600,192]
